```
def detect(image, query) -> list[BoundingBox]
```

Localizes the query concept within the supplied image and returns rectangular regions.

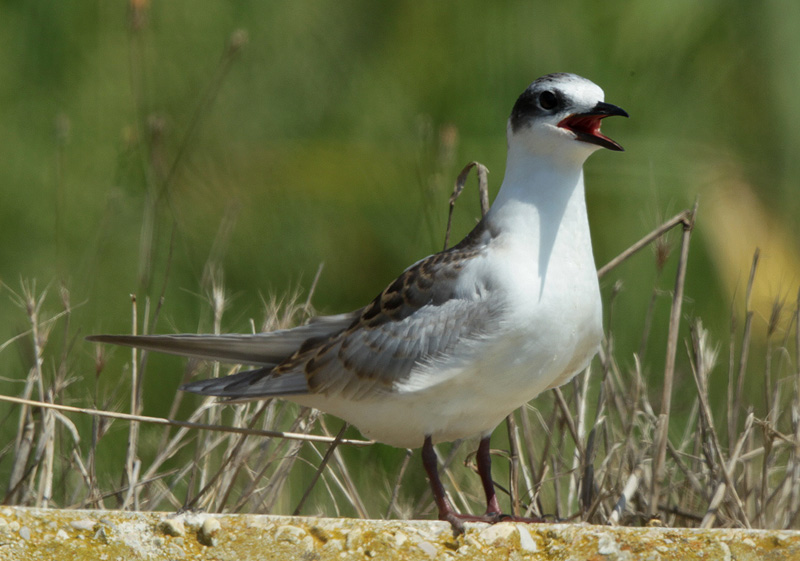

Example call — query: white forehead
[534,73,605,104]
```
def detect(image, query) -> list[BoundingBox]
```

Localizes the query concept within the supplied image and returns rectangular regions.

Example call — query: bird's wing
[187,232,503,401]
[86,311,360,366]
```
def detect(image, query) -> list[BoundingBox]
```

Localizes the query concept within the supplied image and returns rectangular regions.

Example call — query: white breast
[291,154,604,449]
[291,208,603,449]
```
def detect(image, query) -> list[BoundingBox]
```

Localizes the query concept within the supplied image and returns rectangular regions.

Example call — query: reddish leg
[476,436,502,516]
[475,435,545,524]
[422,435,543,534]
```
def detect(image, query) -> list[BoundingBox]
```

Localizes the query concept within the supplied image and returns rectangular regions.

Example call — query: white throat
[486,141,596,293]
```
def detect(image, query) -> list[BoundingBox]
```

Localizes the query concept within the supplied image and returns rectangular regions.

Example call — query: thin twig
[123,294,140,510]
[649,200,697,517]
[732,250,759,437]
[552,387,584,463]
[609,464,643,525]
[318,417,369,518]
[506,415,521,516]
[0,394,372,446]
[293,425,347,516]
[701,413,755,528]
[385,449,414,519]
[443,161,489,250]
[597,208,695,278]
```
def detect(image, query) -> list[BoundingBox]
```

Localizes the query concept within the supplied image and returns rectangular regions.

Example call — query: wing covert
[273,234,502,400]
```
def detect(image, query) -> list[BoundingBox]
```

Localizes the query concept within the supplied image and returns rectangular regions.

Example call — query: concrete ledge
[1,506,798,560]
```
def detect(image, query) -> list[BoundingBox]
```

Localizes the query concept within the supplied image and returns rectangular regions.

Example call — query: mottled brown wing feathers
[268,224,498,400]
[173,221,498,401]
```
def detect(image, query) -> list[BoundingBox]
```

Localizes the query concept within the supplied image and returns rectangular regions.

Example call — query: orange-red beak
[558,101,628,151]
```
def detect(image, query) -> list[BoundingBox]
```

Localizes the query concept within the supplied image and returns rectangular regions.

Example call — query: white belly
[291,279,602,449]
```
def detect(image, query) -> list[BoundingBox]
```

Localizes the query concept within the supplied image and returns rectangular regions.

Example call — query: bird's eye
[539,90,558,110]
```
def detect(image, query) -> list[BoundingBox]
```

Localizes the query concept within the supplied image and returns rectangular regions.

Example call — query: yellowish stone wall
[1,506,799,561]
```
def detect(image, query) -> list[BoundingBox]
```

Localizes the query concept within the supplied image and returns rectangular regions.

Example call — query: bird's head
[508,73,628,163]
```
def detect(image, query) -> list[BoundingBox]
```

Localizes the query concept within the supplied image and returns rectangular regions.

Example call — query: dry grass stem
[0,394,371,447]
[443,161,489,250]
[649,200,698,516]
[597,207,696,279]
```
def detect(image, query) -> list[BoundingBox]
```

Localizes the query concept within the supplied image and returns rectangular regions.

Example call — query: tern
[88,73,627,530]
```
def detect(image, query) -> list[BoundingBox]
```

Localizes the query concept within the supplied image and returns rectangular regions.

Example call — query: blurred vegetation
[1,1,799,521]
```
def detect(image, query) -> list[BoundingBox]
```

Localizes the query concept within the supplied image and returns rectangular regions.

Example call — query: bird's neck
[484,143,597,293]
[488,143,588,231]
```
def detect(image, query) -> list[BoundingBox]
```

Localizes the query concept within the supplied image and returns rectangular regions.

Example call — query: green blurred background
[2,1,799,512]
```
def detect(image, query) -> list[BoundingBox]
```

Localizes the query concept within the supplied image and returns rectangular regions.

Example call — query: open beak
[558,101,628,151]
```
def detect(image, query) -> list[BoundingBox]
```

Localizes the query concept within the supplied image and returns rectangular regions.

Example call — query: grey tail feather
[85,333,299,366]
[86,313,357,366]
[180,367,310,399]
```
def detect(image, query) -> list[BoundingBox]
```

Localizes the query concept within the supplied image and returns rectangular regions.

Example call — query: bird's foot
[442,511,545,535]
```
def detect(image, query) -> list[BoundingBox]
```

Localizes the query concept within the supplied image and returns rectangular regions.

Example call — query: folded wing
[89,225,497,403]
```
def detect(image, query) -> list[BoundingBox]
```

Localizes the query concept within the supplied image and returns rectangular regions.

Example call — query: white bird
[88,73,627,530]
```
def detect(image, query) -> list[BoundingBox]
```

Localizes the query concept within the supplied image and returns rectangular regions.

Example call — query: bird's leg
[476,435,545,525]
[422,436,460,525]
[422,435,544,535]
[422,435,501,534]
[476,435,502,517]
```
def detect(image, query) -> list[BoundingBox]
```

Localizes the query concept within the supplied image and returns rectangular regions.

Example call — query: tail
[86,311,357,365]
[85,333,289,366]
[180,366,310,399]
[85,334,311,399]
